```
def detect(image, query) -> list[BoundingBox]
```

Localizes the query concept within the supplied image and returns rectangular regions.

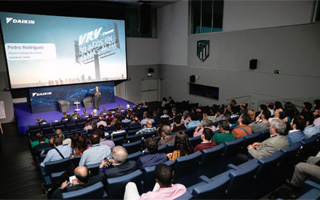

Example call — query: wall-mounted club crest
[197,40,209,62]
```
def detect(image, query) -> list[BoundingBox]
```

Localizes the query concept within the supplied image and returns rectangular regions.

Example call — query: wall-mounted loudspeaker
[190,75,196,83]
[250,59,258,70]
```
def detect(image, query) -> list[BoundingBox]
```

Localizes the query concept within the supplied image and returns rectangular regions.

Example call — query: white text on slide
[5,43,56,60]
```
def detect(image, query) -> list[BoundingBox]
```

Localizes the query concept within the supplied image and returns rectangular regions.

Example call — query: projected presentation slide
[0,12,127,89]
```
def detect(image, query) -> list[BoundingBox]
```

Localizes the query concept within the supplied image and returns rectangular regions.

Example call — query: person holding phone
[50,166,100,199]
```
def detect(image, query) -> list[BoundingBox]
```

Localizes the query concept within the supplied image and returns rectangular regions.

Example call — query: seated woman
[73,135,89,155]
[167,131,193,162]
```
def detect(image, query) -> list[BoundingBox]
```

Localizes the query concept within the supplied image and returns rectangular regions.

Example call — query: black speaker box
[140,4,151,35]
[190,75,196,83]
[250,59,258,70]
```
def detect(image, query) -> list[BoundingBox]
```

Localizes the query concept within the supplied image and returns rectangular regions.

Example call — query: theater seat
[57,100,70,113]
[62,181,107,199]
[123,140,142,154]
[173,151,202,187]
[200,144,225,178]
[106,170,143,199]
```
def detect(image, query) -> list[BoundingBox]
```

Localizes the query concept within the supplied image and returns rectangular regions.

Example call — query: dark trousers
[94,97,100,109]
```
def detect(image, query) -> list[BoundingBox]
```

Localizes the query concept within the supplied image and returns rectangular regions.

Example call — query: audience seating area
[26,100,320,199]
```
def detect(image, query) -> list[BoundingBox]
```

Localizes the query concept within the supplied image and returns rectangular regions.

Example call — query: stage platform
[14,96,135,135]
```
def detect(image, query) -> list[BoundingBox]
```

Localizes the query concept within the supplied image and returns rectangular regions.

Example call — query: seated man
[194,128,217,152]
[170,116,186,133]
[99,146,137,179]
[193,118,216,137]
[97,115,107,127]
[31,132,50,148]
[124,163,186,200]
[37,117,47,125]
[137,137,168,169]
[201,110,217,125]
[136,120,156,135]
[184,112,201,129]
[234,119,289,165]
[97,129,115,149]
[286,116,306,145]
[249,110,271,133]
[50,166,101,199]
[302,111,320,139]
[158,125,175,146]
[41,135,72,167]
[211,120,235,145]
[61,112,68,123]
[232,113,252,139]
[79,133,111,166]
[110,123,126,138]
[286,155,320,197]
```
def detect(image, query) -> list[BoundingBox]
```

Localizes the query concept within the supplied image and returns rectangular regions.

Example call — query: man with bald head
[51,166,101,199]
[136,119,156,135]
[99,146,137,179]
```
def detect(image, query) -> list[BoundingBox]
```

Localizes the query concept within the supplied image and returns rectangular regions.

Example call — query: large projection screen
[0,12,127,89]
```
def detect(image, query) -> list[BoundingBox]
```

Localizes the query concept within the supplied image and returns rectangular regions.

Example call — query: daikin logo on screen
[0,12,127,89]
[6,17,35,24]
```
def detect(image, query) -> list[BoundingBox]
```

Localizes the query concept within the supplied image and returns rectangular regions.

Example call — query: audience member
[286,116,306,145]
[232,113,252,138]
[71,134,79,149]
[55,129,72,146]
[73,135,89,155]
[184,112,201,129]
[122,114,132,124]
[99,146,137,179]
[50,166,101,199]
[235,119,289,165]
[302,111,320,139]
[136,120,156,135]
[274,101,283,110]
[286,155,320,198]
[84,121,93,133]
[249,110,271,133]
[124,163,186,200]
[194,128,217,152]
[105,111,114,120]
[161,97,167,108]
[200,110,216,125]
[136,137,168,169]
[100,107,108,116]
[160,110,170,119]
[61,112,68,122]
[97,129,115,148]
[79,133,111,166]
[158,125,175,146]
[239,103,248,115]
[248,109,256,121]
[171,116,186,133]
[37,117,47,125]
[31,132,50,148]
[110,123,126,138]
[267,102,275,116]
[41,135,72,167]
[313,107,320,128]
[168,96,176,107]
[140,112,154,126]
[193,118,216,137]
[97,115,107,127]
[301,102,312,114]
[167,131,193,162]
[211,120,235,145]
[215,107,225,122]
[268,108,285,123]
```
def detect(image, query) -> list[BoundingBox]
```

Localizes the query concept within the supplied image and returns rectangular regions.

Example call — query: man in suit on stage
[92,86,101,110]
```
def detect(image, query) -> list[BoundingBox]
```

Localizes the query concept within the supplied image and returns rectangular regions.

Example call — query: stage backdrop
[29,82,114,113]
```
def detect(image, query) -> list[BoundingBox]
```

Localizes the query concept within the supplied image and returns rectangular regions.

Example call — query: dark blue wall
[29,82,114,113]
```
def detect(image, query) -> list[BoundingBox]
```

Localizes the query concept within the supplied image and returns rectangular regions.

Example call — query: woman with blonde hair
[248,109,256,121]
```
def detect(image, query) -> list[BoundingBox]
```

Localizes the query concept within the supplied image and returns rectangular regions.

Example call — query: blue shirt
[41,145,72,167]
[303,125,320,139]
[286,130,306,145]
[186,120,201,129]
[79,144,111,166]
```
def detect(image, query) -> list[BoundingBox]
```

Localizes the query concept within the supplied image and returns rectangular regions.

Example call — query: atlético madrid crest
[197,40,210,62]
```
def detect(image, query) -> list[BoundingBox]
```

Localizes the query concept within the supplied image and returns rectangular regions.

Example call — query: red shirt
[194,141,217,152]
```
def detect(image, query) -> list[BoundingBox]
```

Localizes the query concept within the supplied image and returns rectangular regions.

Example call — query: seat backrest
[166,143,174,153]
[28,124,40,130]
[173,151,202,187]
[45,157,72,175]
[107,170,143,199]
[142,160,174,193]
[200,144,225,178]
[223,137,244,159]
[297,188,320,200]
[157,145,167,154]
[127,151,142,161]
[126,133,141,143]
[227,162,260,199]
[242,132,262,150]
[278,142,301,175]
[76,121,86,129]
[184,127,195,138]
[127,128,141,136]
[189,136,202,148]
[142,130,157,140]
[297,134,319,162]
[112,136,125,146]
[123,140,142,154]
[62,181,105,199]
[72,155,82,167]
[259,129,270,142]
[86,163,101,176]
[192,175,230,199]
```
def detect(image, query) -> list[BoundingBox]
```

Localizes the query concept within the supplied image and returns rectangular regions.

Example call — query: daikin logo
[6,17,35,24]
[32,92,52,97]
